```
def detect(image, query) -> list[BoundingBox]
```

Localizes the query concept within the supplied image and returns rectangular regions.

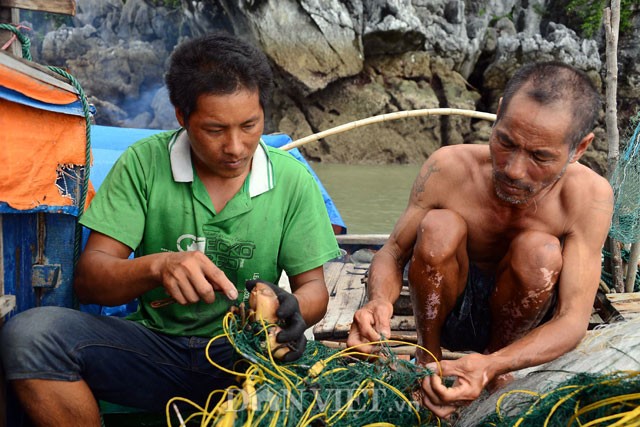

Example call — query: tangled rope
[166,311,440,427]
[478,371,640,426]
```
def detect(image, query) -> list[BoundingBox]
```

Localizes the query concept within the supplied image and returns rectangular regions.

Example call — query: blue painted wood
[2,213,37,317]
[2,213,77,319]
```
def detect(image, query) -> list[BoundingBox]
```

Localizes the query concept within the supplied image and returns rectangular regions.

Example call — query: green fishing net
[608,113,640,244]
[167,312,437,426]
[477,371,640,426]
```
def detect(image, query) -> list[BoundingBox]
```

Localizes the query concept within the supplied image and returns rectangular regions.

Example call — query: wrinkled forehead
[499,93,575,145]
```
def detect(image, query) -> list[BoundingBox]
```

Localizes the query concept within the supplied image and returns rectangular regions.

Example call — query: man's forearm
[74,251,163,305]
[367,249,405,303]
[485,316,587,378]
[293,281,329,326]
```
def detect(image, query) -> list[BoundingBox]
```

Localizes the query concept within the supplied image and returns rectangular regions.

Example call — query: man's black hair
[496,61,602,151]
[165,31,274,125]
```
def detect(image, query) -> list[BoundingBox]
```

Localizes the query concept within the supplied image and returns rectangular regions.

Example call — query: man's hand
[158,251,238,304]
[245,279,307,362]
[420,353,492,419]
[346,299,394,353]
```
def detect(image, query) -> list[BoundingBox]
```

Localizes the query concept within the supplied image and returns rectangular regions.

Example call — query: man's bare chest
[454,199,566,266]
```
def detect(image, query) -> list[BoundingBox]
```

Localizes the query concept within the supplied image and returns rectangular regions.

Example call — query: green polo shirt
[80,129,340,337]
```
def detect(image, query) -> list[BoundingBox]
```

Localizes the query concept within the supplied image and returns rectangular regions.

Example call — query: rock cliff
[19,0,640,171]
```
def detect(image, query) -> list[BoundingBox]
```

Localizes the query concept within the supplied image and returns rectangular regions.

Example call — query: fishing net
[458,319,640,427]
[166,311,437,427]
[608,112,640,244]
[477,371,640,426]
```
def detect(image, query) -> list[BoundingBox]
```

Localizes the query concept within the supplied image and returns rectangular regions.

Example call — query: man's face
[489,92,574,205]
[177,89,264,180]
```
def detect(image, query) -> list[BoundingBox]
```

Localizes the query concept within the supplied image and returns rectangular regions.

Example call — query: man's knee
[414,209,467,264]
[508,231,562,289]
[1,307,78,375]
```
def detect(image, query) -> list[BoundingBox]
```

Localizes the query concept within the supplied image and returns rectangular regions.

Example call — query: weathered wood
[606,292,640,321]
[0,288,8,427]
[0,347,4,427]
[609,238,625,292]
[392,287,413,315]
[0,50,78,94]
[0,295,16,318]
[625,242,640,292]
[314,261,419,340]
[0,6,20,56]
[313,262,367,339]
[389,315,415,331]
[604,4,624,290]
[0,0,76,15]
[458,318,640,426]
[336,234,389,246]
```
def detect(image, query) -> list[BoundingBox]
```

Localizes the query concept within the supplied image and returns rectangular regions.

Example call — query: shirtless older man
[347,61,614,418]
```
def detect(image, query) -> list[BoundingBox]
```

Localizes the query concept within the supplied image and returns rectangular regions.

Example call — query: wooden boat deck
[314,236,640,344]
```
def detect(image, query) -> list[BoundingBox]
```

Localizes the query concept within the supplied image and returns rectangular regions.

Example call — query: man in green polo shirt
[1,31,340,426]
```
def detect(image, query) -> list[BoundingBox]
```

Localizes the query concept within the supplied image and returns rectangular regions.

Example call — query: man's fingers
[354,310,382,341]
[372,311,392,339]
[188,273,217,303]
[424,366,477,403]
[422,397,458,419]
[346,328,376,353]
[164,278,194,305]
[421,376,446,406]
[203,262,238,300]
[421,376,461,419]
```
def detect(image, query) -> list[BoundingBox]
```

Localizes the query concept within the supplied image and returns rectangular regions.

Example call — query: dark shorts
[0,306,239,411]
[440,264,496,353]
[440,264,557,353]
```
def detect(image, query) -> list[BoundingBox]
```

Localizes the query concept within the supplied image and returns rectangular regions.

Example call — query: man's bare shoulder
[560,163,614,220]
[424,144,490,177]
[410,145,490,207]
[563,163,613,199]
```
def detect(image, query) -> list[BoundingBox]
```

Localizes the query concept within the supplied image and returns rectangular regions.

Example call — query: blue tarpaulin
[89,125,345,232]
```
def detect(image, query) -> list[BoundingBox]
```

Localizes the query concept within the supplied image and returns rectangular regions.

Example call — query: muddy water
[311,162,422,234]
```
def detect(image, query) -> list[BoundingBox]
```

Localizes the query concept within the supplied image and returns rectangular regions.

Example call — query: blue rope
[622,120,640,161]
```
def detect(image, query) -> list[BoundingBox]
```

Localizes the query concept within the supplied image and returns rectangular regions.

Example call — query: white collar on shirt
[167,128,275,197]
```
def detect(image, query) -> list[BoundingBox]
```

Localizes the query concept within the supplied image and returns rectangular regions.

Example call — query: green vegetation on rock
[567,0,639,38]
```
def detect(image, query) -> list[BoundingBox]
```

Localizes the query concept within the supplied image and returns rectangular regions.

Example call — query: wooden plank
[336,234,389,246]
[322,261,346,297]
[0,50,78,94]
[0,0,76,15]
[314,262,367,339]
[315,261,419,340]
[0,336,4,427]
[0,295,16,318]
[606,292,640,321]
[0,6,20,56]
[389,315,415,331]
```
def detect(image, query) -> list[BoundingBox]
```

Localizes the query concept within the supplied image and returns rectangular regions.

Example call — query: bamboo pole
[625,242,640,292]
[604,3,624,292]
[280,108,496,151]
